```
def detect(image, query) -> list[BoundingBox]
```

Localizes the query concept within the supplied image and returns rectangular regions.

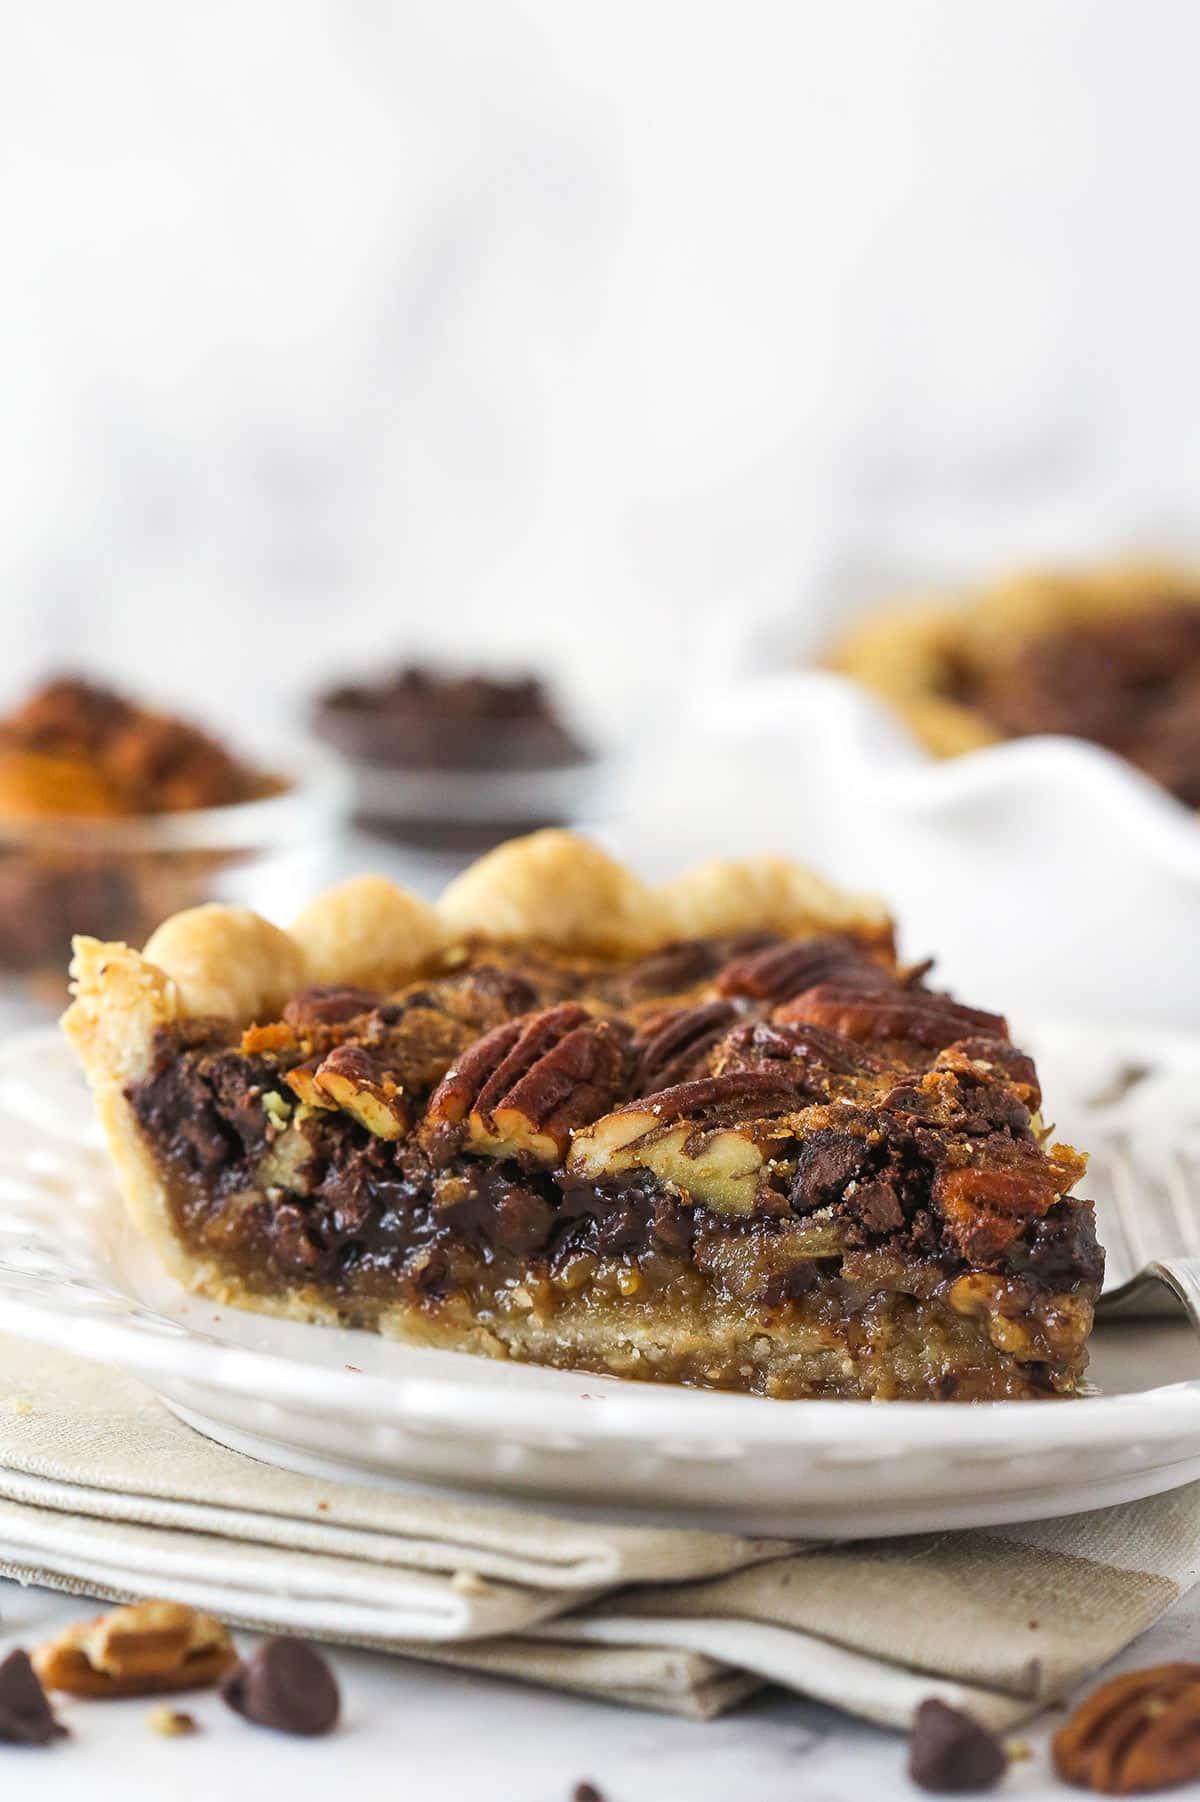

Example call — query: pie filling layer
[126,930,1102,1401]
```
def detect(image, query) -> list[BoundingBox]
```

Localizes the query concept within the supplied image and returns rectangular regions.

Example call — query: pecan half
[629,1067,816,1125]
[934,1036,1042,1109]
[777,982,1007,1049]
[619,939,723,998]
[282,984,383,1027]
[568,1106,770,1213]
[1053,1664,1200,1793]
[468,1006,628,1164]
[716,935,884,1001]
[34,1602,236,1700]
[567,1068,807,1214]
[308,1044,409,1138]
[419,1016,526,1161]
[634,1000,739,1091]
[284,1055,337,1111]
[935,1139,1086,1263]
[718,1018,887,1080]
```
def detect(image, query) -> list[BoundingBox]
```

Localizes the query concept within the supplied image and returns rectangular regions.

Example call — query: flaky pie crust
[827,558,1200,759]
[63,829,889,1308]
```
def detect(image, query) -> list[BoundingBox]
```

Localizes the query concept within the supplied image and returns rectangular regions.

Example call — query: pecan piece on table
[34,1602,236,1699]
[715,934,885,1002]
[776,981,1007,1050]
[307,1043,409,1139]
[1053,1663,1200,1793]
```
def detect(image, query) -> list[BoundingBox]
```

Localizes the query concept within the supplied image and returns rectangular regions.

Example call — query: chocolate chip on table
[908,1698,1006,1792]
[219,1637,340,1737]
[573,1785,605,1802]
[0,1648,68,1746]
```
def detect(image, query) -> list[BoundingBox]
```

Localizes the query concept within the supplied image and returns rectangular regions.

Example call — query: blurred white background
[4,0,1200,742]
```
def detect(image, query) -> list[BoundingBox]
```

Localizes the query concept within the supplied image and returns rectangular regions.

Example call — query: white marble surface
[2,1575,1198,1800]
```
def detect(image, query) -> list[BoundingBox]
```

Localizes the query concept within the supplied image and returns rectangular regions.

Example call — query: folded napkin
[0,1332,1195,1727]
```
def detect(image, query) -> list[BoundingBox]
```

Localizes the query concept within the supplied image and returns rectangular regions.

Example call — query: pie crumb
[147,1706,198,1738]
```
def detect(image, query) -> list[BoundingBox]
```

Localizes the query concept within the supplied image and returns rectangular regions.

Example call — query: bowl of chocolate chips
[314,663,600,853]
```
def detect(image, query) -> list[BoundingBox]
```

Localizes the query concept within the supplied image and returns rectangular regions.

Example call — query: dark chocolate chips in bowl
[314,665,593,851]
[220,1636,340,1737]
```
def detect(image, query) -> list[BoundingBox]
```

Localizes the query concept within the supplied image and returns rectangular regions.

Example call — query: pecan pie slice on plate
[64,832,1102,1402]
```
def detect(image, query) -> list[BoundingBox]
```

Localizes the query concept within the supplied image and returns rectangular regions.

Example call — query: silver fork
[1093,1134,1200,1327]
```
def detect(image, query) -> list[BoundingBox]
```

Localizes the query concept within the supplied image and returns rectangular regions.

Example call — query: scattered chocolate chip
[220,1637,339,1737]
[908,1698,1006,1792]
[573,1785,605,1802]
[0,1648,67,1746]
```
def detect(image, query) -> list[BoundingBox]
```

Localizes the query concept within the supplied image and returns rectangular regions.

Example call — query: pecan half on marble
[777,981,1007,1049]
[1052,1663,1200,1793]
[34,1602,236,1700]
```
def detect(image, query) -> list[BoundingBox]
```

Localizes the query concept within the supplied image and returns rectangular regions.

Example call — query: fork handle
[1098,1259,1200,1330]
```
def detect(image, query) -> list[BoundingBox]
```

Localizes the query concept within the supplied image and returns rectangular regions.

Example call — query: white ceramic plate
[3,1029,1200,1539]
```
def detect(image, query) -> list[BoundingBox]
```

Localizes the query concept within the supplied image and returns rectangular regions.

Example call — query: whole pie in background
[65,831,1103,1403]
[828,562,1200,807]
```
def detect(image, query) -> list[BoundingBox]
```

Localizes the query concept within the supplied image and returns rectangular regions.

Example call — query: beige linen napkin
[0,1333,1194,1727]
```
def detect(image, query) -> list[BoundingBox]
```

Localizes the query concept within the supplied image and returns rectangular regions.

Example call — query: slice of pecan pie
[64,832,1103,1401]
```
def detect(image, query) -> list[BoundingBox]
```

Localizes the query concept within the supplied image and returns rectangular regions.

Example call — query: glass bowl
[0,756,347,1015]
